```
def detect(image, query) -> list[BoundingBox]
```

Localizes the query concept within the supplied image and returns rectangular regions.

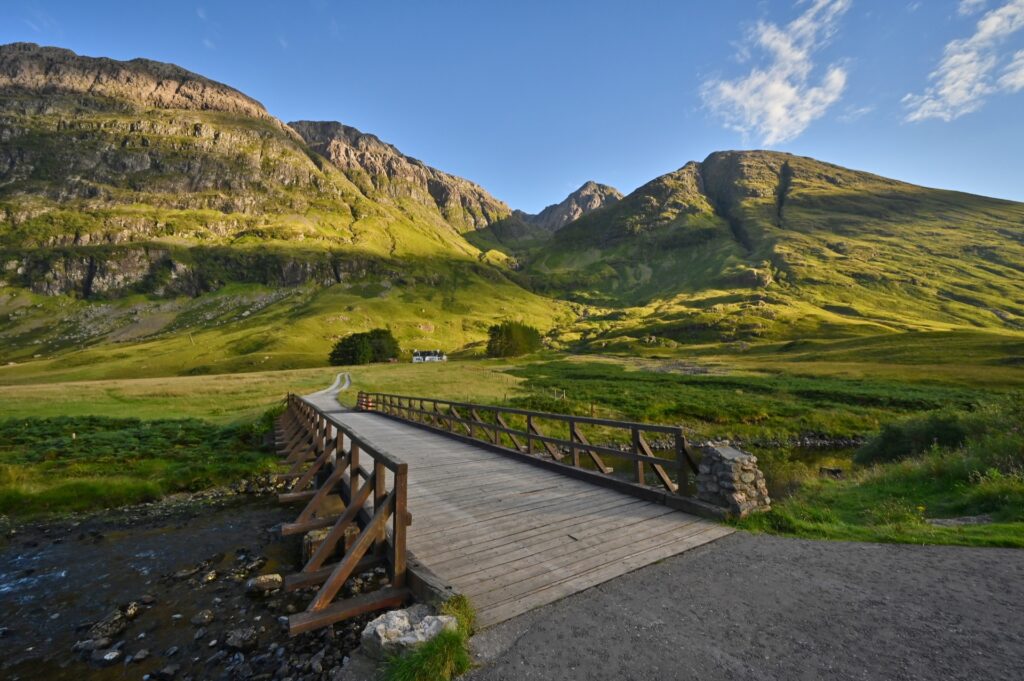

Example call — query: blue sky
[2,0,1023,211]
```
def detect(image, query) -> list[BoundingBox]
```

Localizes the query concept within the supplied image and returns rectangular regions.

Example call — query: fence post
[632,427,644,485]
[392,464,408,588]
[569,419,579,467]
[526,415,533,454]
[674,428,687,495]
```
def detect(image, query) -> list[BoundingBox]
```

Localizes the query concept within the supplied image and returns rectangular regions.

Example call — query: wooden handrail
[357,391,699,495]
[366,391,684,433]
[276,393,411,635]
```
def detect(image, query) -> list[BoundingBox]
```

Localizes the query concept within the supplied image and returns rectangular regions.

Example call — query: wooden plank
[459,511,698,597]
[285,555,383,591]
[475,518,733,606]
[288,587,409,636]
[408,492,646,557]
[426,503,673,577]
[473,525,732,627]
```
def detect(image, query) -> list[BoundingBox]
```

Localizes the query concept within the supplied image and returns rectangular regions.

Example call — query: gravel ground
[465,533,1024,681]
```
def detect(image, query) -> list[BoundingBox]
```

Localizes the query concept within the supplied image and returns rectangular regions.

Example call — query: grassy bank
[0,415,275,516]
[740,398,1024,547]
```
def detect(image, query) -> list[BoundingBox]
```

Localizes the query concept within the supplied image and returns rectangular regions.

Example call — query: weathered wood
[638,432,678,493]
[570,423,614,474]
[284,554,384,591]
[302,468,376,571]
[496,413,523,451]
[309,491,395,612]
[288,587,409,636]
[291,391,728,634]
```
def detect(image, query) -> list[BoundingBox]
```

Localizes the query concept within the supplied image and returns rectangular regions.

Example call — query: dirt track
[465,533,1024,681]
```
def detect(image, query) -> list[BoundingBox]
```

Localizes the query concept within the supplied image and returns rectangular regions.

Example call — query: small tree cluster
[329,328,400,365]
[486,320,543,357]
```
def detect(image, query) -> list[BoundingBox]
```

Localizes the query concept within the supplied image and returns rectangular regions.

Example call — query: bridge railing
[275,393,410,635]
[356,391,700,496]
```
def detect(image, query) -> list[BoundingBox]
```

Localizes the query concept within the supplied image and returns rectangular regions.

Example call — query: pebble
[191,609,215,626]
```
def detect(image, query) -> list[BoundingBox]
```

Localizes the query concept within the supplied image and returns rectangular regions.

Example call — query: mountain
[288,120,510,233]
[526,150,1024,344]
[515,181,622,233]
[1,42,1022,381]
[462,181,621,253]
[0,43,568,378]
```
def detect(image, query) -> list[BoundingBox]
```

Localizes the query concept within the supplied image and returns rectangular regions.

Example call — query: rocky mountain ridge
[288,120,511,232]
[514,180,622,233]
[0,42,275,122]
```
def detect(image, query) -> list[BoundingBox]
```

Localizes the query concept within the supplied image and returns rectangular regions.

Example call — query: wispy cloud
[838,104,874,122]
[277,36,289,50]
[999,48,1024,90]
[702,0,852,145]
[202,38,216,50]
[196,6,207,21]
[959,0,988,15]
[903,0,1024,121]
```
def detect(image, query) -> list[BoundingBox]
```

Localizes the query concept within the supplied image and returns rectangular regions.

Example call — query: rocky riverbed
[0,489,386,681]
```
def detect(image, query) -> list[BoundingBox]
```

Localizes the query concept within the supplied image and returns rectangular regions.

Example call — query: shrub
[854,409,979,465]
[329,328,400,365]
[486,320,542,357]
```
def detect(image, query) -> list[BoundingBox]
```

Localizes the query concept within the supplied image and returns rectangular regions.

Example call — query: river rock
[88,609,127,638]
[246,573,283,593]
[226,626,258,650]
[154,663,180,680]
[90,647,122,666]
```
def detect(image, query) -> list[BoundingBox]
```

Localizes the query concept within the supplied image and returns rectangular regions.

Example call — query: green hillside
[521,151,1024,348]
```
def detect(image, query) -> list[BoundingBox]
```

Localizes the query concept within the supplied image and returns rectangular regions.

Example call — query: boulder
[359,606,457,660]
[245,573,283,593]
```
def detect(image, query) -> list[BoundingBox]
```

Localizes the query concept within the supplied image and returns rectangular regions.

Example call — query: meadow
[1,329,1022,547]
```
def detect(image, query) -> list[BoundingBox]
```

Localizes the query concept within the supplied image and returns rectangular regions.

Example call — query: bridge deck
[306,394,732,628]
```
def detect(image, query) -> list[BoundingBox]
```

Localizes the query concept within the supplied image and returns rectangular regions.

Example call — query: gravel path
[465,533,1024,681]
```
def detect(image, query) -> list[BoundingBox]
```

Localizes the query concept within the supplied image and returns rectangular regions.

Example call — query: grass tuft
[381,596,476,681]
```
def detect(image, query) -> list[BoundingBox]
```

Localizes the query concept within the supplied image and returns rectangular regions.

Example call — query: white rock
[360,610,411,659]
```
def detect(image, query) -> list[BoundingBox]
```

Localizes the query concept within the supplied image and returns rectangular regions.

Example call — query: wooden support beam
[303,469,377,571]
[638,432,678,493]
[496,414,523,451]
[289,450,351,529]
[284,554,384,591]
[528,419,563,461]
[571,423,614,474]
[308,492,395,612]
[288,587,409,636]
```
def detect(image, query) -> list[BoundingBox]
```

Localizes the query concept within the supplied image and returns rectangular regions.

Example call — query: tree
[329,328,399,365]
[486,320,543,357]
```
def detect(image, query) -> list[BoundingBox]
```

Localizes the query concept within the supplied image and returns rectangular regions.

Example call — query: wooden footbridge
[273,383,732,634]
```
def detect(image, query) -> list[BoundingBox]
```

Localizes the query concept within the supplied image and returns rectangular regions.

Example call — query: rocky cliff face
[289,120,511,231]
[0,42,276,122]
[517,181,622,232]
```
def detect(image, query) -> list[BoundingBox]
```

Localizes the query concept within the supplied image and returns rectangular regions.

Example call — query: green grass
[503,358,988,441]
[0,415,275,515]
[382,595,475,681]
[740,398,1024,547]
